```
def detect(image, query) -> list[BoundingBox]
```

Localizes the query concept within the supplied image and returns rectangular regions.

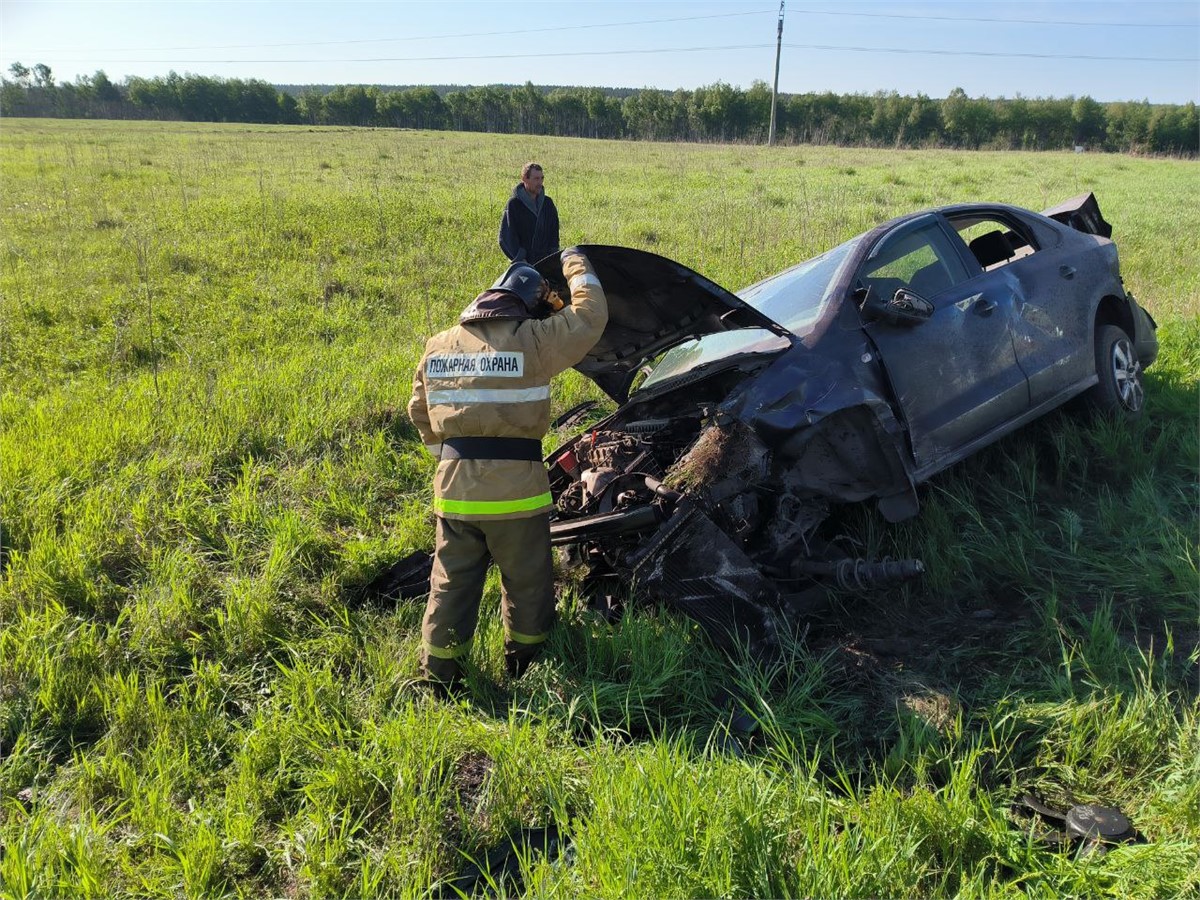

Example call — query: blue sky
[3,1,1197,103]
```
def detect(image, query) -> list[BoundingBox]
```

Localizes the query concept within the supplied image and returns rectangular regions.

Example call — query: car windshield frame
[636,234,863,392]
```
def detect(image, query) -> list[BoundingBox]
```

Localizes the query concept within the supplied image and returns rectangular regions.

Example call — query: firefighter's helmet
[491,263,548,312]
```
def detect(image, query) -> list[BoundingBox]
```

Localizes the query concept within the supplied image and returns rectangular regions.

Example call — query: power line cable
[34,42,1196,66]
[9,5,1190,57]
[3,8,775,53]
[784,42,1196,63]
[788,6,1194,28]
[11,45,775,65]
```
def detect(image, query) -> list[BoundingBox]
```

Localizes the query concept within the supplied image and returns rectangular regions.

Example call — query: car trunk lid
[1042,192,1112,238]
[536,245,792,402]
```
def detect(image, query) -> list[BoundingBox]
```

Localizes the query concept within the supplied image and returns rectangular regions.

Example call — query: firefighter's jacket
[408,252,608,521]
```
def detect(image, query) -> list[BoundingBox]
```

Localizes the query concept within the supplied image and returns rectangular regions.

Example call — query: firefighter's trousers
[421,513,554,682]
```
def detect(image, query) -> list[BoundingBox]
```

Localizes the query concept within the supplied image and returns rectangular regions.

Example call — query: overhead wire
[783,43,1196,63]
[3,8,776,54]
[15,45,771,65]
[11,4,1191,56]
[6,6,1194,87]
[787,7,1193,28]
[36,42,1197,66]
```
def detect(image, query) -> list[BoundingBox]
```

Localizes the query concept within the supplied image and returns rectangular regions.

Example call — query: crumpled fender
[719,346,919,521]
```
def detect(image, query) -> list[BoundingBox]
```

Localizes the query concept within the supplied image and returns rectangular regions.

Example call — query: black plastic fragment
[1065,804,1134,842]
[713,685,761,736]
[362,550,433,602]
[624,500,783,660]
[1016,792,1068,823]
[447,825,566,896]
[587,592,625,625]
[1012,793,1143,857]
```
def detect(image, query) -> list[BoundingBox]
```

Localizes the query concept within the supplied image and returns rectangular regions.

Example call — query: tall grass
[1,119,1196,897]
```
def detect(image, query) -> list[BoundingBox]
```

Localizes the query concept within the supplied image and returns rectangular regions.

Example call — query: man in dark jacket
[498,162,560,263]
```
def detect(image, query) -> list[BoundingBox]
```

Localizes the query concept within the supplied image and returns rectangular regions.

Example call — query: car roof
[870,201,1038,234]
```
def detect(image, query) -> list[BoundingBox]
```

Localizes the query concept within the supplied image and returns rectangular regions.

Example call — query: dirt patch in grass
[321,279,359,303]
[445,750,493,838]
[816,590,1028,671]
[806,592,1033,742]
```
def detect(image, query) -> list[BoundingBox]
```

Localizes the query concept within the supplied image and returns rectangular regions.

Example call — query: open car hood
[536,245,792,402]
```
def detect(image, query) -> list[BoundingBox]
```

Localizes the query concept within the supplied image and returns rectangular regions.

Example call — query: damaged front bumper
[543,383,925,658]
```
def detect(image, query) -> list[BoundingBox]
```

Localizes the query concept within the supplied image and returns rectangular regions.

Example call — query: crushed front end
[546,351,924,658]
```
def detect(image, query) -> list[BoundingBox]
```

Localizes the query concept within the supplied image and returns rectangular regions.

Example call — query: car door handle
[974,298,996,315]
[1059,265,1076,280]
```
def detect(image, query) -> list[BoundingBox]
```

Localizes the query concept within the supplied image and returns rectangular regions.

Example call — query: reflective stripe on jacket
[408,252,608,521]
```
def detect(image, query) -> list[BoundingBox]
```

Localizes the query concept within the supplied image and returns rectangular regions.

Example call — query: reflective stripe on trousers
[423,637,473,660]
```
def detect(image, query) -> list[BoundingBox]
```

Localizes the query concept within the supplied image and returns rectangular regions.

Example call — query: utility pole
[768,1,785,146]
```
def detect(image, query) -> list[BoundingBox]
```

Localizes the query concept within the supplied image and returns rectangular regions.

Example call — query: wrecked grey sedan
[533,194,1158,655]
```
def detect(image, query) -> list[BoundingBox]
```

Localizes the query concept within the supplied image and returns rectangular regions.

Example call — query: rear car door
[943,209,1095,407]
[859,215,1030,471]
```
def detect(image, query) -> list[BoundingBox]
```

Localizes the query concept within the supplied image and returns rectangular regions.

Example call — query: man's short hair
[521,162,543,179]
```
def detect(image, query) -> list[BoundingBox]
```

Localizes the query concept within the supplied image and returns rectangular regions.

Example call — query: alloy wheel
[1111,337,1143,412]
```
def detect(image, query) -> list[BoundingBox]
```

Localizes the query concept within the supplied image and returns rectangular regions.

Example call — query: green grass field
[1,118,1197,898]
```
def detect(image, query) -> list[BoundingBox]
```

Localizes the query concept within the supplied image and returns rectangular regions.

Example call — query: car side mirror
[860,286,934,326]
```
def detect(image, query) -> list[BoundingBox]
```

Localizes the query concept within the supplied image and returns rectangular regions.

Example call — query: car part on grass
[793,557,925,591]
[445,825,568,897]
[625,499,785,660]
[362,549,433,602]
[585,591,625,624]
[1013,793,1143,857]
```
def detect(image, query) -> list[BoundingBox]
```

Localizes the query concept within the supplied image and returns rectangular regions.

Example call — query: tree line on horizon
[3,64,1196,155]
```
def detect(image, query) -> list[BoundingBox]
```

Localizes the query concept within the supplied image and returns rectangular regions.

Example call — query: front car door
[858,215,1030,472]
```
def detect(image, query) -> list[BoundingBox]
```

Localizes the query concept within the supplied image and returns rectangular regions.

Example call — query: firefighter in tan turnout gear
[407,248,608,689]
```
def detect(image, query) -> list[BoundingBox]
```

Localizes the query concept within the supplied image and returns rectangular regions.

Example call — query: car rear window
[947,213,1040,272]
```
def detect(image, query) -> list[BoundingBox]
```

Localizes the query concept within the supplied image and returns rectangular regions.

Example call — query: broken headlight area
[547,370,923,659]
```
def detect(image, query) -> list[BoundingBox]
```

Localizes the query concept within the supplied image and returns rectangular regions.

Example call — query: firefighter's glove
[559,247,598,300]
[560,246,587,266]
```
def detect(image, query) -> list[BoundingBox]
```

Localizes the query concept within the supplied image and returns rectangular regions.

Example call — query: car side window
[947,214,1039,272]
[858,220,969,303]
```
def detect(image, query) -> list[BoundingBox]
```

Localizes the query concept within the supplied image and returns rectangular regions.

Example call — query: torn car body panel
[625,499,783,659]
[1042,191,1113,238]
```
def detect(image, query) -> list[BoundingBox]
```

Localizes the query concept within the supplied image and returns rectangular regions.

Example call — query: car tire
[1086,324,1144,417]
